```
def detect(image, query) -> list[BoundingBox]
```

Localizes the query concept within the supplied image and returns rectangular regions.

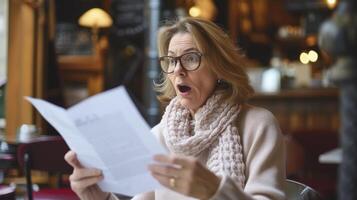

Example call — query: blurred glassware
[17,124,40,142]
[55,23,92,55]
[261,68,281,92]
[246,67,264,92]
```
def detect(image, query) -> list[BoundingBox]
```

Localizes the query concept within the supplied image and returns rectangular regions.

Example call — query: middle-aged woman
[65,17,286,200]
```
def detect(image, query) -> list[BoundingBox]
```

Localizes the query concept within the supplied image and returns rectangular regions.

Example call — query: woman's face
[167,33,218,115]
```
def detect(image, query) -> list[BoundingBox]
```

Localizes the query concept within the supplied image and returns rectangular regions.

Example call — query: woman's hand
[148,154,220,200]
[64,151,110,200]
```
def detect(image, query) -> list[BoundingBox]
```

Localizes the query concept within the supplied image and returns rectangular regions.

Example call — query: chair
[287,130,338,198]
[17,136,79,200]
[286,179,323,200]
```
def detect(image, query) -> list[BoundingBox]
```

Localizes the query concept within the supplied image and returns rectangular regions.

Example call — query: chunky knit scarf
[162,94,246,188]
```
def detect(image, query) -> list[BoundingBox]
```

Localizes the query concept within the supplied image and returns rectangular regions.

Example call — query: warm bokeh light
[326,0,338,9]
[239,2,250,15]
[241,19,252,33]
[300,52,310,64]
[78,8,113,28]
[306,35,317,46]
[189,6,201,17]
[308,50,319,62]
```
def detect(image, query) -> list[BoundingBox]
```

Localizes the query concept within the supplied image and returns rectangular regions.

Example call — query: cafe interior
[0,0,356,199]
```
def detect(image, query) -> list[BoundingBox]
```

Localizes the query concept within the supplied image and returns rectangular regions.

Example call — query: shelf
[58,54,104,100]
[249,87,340,133]
[251,87,339,100]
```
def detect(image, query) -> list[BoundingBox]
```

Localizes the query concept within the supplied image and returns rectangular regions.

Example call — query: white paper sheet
[26,86,167,196]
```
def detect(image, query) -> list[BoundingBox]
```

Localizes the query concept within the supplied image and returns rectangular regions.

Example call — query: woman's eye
[184,55,197,62]
[169,59,176,65]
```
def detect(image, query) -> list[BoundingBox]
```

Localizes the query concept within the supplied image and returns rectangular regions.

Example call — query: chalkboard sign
[110,0,146,38]
[55,23,92,55]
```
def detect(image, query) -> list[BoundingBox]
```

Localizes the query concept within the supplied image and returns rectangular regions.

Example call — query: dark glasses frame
[159,52,203,74]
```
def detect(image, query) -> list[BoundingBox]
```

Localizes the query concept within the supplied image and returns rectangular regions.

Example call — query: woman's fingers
[70,168,102,182]
[69,168,103,194]
[150,172,177,189]
[150,154,221,199]
[70,175,103,192]
[64,150,108,199]
[64,150,83,168]
[65,150,103,190]
[153,154,189,168]
[147,163,180,178]
[151,154,200,180]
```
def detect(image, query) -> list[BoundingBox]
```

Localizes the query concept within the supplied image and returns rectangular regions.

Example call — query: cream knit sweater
[111,105,286,200]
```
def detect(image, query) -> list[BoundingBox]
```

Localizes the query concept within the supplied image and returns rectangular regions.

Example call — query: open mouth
[177,84,191,93]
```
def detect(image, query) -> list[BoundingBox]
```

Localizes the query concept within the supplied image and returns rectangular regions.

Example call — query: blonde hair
[155,17,254,104]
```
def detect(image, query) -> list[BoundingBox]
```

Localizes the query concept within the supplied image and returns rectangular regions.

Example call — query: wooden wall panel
[249,88,340,134]
[5,0,35,140]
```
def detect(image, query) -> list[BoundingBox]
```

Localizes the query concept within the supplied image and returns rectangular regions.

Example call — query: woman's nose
[172,60,186,76]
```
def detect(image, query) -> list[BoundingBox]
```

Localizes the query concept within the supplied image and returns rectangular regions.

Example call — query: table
[1,135,47,170]
[319,148,342,164]
[0,139,19,169]
[0,139,20,184]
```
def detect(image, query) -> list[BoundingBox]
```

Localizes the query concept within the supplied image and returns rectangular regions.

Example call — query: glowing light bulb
[326,0,337,9]
[300,52,310,64]
[308,50,318,62]
[189,6,201,17]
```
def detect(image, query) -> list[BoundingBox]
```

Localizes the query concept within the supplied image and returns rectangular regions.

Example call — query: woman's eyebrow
[167,48,199,55]
[183,48,199,53]
[167,50,175,55]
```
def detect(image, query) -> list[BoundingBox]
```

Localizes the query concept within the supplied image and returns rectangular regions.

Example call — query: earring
[217,79,229,89]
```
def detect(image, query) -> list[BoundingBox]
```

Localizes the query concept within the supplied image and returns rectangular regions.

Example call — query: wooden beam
[5,0,36,139]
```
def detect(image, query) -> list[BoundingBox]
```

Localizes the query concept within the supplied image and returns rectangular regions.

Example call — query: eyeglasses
[159,52,203,74]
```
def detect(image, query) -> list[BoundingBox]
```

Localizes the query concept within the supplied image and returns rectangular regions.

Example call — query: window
[0,0,8,122]
[0,0,8,83]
